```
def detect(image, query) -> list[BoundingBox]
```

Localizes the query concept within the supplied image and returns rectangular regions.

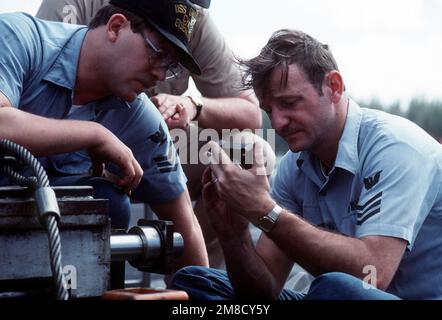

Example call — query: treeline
[262,97,442,155]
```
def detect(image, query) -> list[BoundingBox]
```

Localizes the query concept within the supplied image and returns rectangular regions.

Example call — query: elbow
[361,267,394,291]
[374,273,393,291]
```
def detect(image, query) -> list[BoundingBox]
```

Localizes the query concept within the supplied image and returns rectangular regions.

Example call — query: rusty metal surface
[0,185,108,229]
[0,185,111,298]
[0,185,95,198]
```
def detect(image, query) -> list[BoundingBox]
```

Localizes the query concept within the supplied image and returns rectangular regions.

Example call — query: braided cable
[0,139,69,300]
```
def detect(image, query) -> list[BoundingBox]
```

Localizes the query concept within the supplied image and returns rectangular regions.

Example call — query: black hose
[0,139,69,300]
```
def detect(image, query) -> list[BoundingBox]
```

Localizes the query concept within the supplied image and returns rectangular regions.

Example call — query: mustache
[278,124,301,136]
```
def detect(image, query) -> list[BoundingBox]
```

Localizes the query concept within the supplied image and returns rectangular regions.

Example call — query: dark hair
[241,29,340,96]
[89,4,147,33]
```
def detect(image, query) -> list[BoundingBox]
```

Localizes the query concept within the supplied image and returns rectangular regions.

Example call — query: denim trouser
[171,266,400,300]
[50,175,131,230]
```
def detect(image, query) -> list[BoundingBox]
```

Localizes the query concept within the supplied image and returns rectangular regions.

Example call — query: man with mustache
[171,29,442,299]
[0,0,208,271]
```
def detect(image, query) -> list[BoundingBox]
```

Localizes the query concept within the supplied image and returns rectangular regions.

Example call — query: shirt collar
[43,27,130,111]
[334,98,362,174]
[43,27,88,91]
[297,98,362,175]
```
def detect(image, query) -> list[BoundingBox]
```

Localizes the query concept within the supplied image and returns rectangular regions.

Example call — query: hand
[205,140,276,224]
[164,104,192,130]
[88,127,143,194]
[201,166,250,239]
[151,94,196,129]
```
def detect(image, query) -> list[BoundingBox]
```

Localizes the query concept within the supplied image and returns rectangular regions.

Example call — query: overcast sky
[1,0,441,107]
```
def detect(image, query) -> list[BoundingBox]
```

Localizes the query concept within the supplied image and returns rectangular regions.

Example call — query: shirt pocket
[302,205,327,228]
[303,205,355,234]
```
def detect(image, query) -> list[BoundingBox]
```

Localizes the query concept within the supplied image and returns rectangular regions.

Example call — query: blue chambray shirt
[0,13,186,204]
[271,99,442,299]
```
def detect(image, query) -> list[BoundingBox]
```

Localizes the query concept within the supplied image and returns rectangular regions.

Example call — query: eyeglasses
[144,35,183,80]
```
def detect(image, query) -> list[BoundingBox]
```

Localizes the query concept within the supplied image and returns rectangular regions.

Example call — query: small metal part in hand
[210,170,218,184]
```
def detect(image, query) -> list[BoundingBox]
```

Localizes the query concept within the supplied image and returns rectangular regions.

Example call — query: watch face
[257,205,281,233]
[258,216,274,233]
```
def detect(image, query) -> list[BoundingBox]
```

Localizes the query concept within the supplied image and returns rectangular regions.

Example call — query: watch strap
[256,204,282,233]
[188,96,203,120]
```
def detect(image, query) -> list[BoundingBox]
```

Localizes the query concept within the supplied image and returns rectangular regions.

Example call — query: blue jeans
[50,175,131,230]
[171,266,400,300]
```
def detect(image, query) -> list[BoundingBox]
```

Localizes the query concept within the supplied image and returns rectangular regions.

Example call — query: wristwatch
[256,204,282,233]
[188,96,203,120]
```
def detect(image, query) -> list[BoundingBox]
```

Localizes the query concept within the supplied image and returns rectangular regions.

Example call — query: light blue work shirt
[271,99,442,299]
[0,12,186,204]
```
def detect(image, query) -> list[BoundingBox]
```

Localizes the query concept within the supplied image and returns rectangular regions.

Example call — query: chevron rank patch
[154,141,178,173]
[354,191,383,226]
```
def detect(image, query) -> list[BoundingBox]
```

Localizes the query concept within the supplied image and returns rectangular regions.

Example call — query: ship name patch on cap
[174,4,198,41]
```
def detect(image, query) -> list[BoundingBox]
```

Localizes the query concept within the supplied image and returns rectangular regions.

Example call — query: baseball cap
[190,0,211,8]
[109,0,201,75]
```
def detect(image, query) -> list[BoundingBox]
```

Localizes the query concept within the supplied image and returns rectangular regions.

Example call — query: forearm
[0,107,106,156]
[151,191,209,269]
[219,232,278,299]
[196,94,261,131]
[269,210,391,288]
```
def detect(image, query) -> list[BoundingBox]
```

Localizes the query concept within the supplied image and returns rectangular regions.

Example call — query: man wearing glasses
[143,35,184,81]
[37,0,263,270]
[0,0,209,271]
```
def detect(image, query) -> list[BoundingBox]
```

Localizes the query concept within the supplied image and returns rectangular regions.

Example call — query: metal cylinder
[173,232,184,257]
[110,234,144,261]
[129,225,162,260]
[110,223,184,273]
[110,226,162,263]
[34,187,61,222]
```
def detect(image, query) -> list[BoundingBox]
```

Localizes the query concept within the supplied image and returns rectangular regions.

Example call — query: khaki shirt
[36,0,243,98]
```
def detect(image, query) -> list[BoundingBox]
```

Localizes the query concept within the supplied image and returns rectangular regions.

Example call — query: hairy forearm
[0,107,105,156]
[151,191,209,269]
[269,210,394,289]
[197,94,261,131]
[219,233,278,299]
